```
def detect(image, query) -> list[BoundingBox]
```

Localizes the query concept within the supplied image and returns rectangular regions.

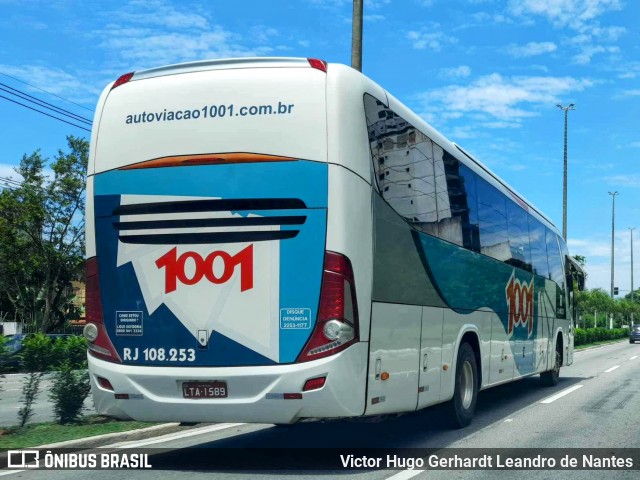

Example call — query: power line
[0,176,22,187]
[0,94,91,133]
[0,82,92,125]
[0,70,93,112]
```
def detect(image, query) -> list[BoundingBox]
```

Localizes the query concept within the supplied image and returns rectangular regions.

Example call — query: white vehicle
[84,57,584,427]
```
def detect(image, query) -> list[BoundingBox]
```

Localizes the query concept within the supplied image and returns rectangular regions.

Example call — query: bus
[84,57,585,428]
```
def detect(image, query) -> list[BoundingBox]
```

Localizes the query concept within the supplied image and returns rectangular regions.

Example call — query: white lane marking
[0,470,25,477]
[604,365,620,373]
[540,384,583,404]
[110,422,246,448]
[630,355,638,360]
[386,469,425,480]
[504,418,513,423]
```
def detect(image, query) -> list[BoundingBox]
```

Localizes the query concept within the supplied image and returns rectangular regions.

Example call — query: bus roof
[132,57,315,82]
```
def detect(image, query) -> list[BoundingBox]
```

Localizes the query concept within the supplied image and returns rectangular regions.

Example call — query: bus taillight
[307,58,327,72]
[84,257,122,363]
[296,251,359,362]
[111,72,134,90]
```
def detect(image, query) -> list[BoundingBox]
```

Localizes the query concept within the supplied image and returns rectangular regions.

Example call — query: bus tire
[541,345,561,387]
[449,342,478,428]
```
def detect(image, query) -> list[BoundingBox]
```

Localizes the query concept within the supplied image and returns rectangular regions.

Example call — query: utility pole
[351,0,363,71]
[557,104,575,241]
[609,191,618,299]
[631,227,636,325]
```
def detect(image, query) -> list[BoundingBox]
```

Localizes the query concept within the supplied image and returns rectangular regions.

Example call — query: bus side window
[546,229,566,318]
[476,178,510,262]
[528,218,549,279]
[506,200,532,272]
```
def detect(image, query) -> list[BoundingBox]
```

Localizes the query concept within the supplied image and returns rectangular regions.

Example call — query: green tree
[573,255,586,268]
[0,136,88,332]
[576,288,615,328]
[624,288,640,304]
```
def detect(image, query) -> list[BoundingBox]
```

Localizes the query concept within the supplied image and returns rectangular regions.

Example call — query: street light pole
[557,104,575,241]
[631,227,636,325]
[609,191,619,299]
[351,0,363,72]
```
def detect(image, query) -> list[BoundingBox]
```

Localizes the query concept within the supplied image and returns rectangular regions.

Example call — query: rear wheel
[541,345,561,387]
[449,342,478,428]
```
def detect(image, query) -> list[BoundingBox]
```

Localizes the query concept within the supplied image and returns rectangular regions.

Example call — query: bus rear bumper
[88,342,368,424]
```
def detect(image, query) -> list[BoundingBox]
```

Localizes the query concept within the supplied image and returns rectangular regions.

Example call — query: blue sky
[0,0,639,295]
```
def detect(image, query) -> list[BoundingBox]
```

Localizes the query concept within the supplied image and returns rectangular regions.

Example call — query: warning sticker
[280,308,312,329]
[115,311,143,336]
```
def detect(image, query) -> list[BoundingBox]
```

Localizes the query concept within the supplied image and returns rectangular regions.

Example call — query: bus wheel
[541,346,561,387]
[449,342,478,428]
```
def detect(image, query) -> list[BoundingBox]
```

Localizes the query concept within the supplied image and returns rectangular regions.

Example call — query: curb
[574,338,628,353]
[35,423,185,449]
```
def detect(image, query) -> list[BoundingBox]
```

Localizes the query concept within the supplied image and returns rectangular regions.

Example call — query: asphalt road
[1,340,638,479]
[0,373,95,427]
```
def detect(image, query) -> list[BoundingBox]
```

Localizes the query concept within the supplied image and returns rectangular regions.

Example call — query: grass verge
[0,416,155,449]
[575,338,629,350]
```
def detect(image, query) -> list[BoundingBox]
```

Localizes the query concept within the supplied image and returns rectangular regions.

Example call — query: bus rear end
[85,58,367,424]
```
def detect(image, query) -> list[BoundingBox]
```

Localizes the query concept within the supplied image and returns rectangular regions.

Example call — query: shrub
[21,334,53,373]
[17,372,43,427]
[574,327,628,346]
[64,336,88,368]
[49,361,91,424]
[17,333,53,427]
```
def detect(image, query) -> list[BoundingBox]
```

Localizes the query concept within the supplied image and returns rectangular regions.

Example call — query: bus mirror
[577,273,585,291]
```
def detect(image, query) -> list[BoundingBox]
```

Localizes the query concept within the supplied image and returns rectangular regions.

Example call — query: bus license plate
[182,381,228,399]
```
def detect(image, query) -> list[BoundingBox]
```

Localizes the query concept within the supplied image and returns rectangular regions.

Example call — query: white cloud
[508,0,623,32]
[309,0,349,7]
[364,14,385,22]
[0,163,54,185]
[366,0,391,8]
[440,65,471,79]
[469,11,513,25]
[0,163,21,182]
[417,74,594,124]
[506,41,557,57]
[310,0,388,7]
[406,28,457,51]
[0,64,100,104]
[568,238,611,258]
[508,164,527,171]
[568,232,639,293]
[621,89,640,97]
[603,174,640,187]
[629,142,640,148]
[572,45,619,65]
[508,0,625,66]
[96,1,283,69]
[115,0,210,29]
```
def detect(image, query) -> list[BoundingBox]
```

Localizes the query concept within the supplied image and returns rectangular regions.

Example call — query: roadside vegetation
[576,288,640,329]
[0,417,153,449]
[574,327,628,347]
[13,334,91,428]
[0,136,87,332]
